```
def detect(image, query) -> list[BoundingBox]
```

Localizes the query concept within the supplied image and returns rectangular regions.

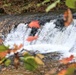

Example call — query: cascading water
[4,19,76,58]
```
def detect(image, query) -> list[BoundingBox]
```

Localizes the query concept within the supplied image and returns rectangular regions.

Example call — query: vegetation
[0,0,66,15]
[0,0,75,14]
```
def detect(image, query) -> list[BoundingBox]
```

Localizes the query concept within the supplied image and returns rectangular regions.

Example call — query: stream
[0,12,76,58]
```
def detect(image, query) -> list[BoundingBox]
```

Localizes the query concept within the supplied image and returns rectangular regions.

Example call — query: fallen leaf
[35,56,44,65]
[17,44,23,50]
[22,52,29,56]
[60,55,74,64]
[26,36,38,42]
[13,44,18,50]
[58,69,67,75]
[28,20,40,28]
[68,55,74,61]
[0,51,7,58]
[36,54,44,59]
[63,11,68,21]
[12,44,23,53]
[64,8,73,27]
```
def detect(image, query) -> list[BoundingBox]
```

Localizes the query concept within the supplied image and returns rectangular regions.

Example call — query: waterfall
[4,19,76,58]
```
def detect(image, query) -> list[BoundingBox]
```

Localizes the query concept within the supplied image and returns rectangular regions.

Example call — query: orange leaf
[64,11,68,18]
[0,44,23,58]
[60,55,74,64]
[14,44,18,50]
[68,55,74,61]
[28,20,40,28]
[0,51,7,58]
[58,69,67,75]
[68,63,76,68]
[26,36,38,42]
[12,44,23,53]
[17,44,23,50]
[64,8,73,27]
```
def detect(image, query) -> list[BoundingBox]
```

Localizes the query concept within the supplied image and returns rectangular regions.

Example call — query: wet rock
[54,18,64,30]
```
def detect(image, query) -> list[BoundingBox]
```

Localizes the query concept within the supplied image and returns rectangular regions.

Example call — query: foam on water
[3,19,76,58]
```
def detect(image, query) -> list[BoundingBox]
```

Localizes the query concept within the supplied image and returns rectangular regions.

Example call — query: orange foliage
[26,36,38,42]
[60,55,74,64]
[68,63,76,68]
[64,11,68,20]
[0,51,7,58]
[28,20,40,28]
[12,44,23,53]
[64,8,73,27]
[58,69,67,75]
[0,44,23,58]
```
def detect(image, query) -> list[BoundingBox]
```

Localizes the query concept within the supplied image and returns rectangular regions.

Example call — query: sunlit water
[4,19,76,58]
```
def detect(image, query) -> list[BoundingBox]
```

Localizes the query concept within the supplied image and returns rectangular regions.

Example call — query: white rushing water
[4,19,76,58]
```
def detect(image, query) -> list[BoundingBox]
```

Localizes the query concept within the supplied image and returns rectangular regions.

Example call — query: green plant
[0,44,9,52]
[37,0,60,12]
[46,0,60,12]
[21,56,38,71]
[37,0,76,12]
[66,0,76,9]
[4,59,11,66]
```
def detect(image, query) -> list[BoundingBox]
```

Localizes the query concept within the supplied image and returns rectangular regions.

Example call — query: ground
[0,53,75,75]
[0,53,61,75]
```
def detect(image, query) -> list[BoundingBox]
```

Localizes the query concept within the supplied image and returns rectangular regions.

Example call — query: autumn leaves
[64,8,73,27]
[26,20,40,42]
[60,55,74,64]
[58,55,75,75]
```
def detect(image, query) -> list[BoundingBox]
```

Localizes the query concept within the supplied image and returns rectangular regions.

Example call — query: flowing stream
[3,19,76,58]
